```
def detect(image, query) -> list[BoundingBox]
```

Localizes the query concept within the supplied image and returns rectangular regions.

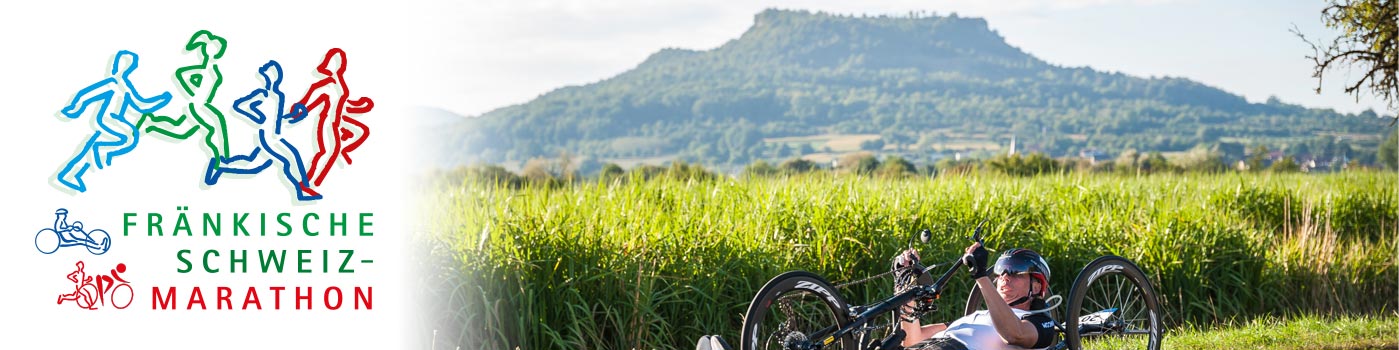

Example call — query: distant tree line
[439,136,1396,188]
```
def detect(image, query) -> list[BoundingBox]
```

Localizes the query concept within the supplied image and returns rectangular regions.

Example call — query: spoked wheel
[854,308,901,350]
[1065,256,1162,350]
[741,271,855,350]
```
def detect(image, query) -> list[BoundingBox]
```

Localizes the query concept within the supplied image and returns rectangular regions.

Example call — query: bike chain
[832,258,959,290]
[832,257,959,336]
[833,269,897,290]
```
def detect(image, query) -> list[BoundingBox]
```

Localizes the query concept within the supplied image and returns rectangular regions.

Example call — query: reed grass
[422,171,1396,349]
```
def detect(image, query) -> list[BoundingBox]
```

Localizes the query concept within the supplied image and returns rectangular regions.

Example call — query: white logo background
[0,1,464,348]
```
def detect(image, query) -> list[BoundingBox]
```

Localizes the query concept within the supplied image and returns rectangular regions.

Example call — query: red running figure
[294,48,373,198]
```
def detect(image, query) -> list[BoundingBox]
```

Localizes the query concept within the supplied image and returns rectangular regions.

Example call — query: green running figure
[138,30,230,185]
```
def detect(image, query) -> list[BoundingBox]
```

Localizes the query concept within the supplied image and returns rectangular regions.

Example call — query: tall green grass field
[421,172,1396,349]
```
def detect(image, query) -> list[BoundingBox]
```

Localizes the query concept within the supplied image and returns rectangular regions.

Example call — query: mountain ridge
[444,9,1388,169]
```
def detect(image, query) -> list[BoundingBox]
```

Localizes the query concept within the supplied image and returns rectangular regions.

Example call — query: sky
[434,0,1393,117]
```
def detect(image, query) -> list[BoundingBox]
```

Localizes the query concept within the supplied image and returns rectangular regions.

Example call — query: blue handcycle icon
[35,208,110,255]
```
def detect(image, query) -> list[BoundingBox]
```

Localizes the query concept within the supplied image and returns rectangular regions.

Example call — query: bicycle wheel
[963,282,983,316]
[741,271,855,350]
[77,284,99,309]
[87,229,110,255]
[854,309,901,350]
[1064,256,1162,350]
[111,283,133,309]
[35,229,60,254]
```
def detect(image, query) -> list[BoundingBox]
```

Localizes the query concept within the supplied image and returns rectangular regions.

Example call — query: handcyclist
[896,243,1059,350]
[52,208,94,244]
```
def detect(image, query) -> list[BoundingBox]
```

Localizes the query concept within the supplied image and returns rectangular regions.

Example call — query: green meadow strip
[1166,313,1397,350]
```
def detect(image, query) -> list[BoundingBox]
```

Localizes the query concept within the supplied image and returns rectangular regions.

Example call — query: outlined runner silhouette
[56,50,172,192]
[294,48,374,198]
[57,261,96,309]
[138,30,231,185]
[210,61,321,201]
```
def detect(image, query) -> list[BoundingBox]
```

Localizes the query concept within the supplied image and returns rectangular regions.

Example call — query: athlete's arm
[61,78,118,118]
[184,66,224,105]
[345,96,374,114]
[285,103,310,123]
[899,302,948,347]
[233,90,269,124]
[174,65,201,97]
[125,79,173,114]
[296,80,334,115]
[975,277,1042,347]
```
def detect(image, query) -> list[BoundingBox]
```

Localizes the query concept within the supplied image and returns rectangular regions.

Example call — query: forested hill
[442,9,1391,170]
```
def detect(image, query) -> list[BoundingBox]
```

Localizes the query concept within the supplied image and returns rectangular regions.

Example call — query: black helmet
[993,248,1051,297]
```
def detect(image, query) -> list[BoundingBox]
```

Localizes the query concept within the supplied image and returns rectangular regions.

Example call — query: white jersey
[932,309,1052,350]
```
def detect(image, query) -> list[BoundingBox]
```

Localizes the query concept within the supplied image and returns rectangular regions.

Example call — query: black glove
[892,248,922,293]
[963,244,988,279]
[892,248,920,270]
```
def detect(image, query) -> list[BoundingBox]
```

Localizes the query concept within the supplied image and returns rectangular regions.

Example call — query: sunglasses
[992,255,1038,278]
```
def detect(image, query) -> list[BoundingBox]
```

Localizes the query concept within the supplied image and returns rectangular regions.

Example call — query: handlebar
[971,218,987,245]
[852,257,962,327]
[896,221,988,309]
[845,223,992,339]
[928,256,965,298]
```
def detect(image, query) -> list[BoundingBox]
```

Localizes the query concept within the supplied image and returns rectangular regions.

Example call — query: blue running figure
[207,61,321,201]
[56,51,172,192]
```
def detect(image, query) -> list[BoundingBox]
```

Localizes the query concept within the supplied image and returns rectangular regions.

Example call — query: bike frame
[56,229,100,247]
[801,258,966,350]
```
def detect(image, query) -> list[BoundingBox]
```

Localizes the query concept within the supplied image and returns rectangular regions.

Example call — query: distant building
[1008,135,1017,156]
[1078,149,1111,164]
[1301,158,1319,173]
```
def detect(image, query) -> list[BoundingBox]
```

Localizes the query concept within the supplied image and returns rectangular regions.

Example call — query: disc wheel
[741,271,855,350]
